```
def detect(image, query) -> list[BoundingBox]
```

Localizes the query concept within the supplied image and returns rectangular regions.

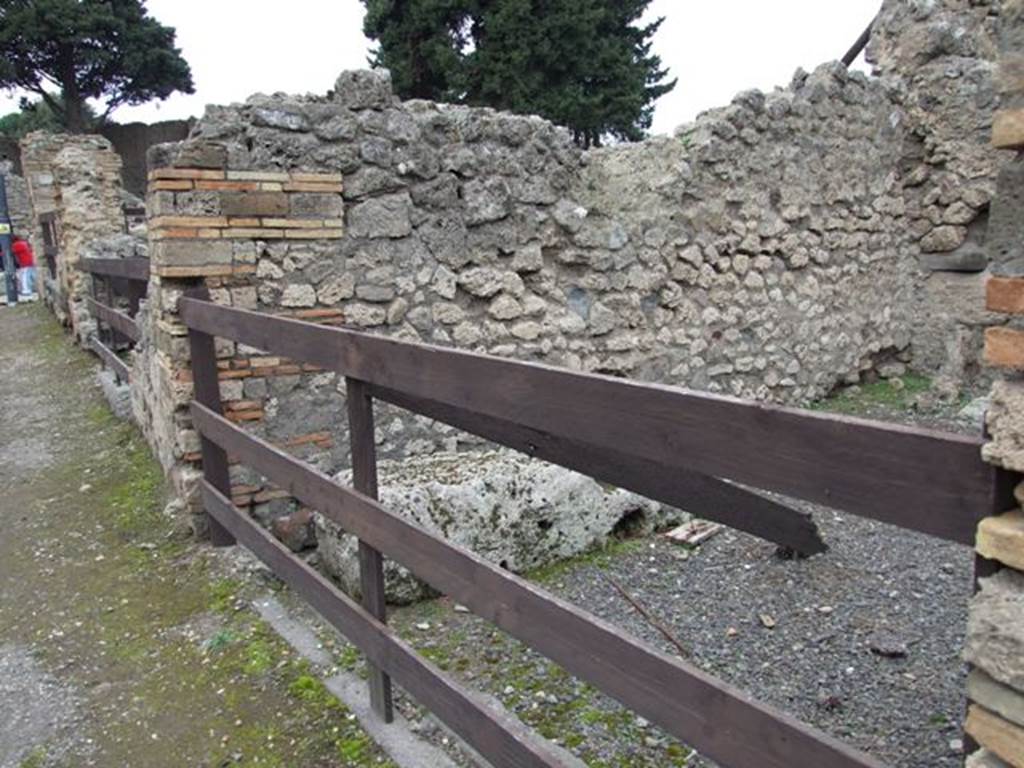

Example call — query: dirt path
[0,304,394,768]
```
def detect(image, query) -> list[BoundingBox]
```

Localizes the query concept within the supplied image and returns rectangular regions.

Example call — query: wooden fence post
[185,286,236,547]
[346,376,394,723]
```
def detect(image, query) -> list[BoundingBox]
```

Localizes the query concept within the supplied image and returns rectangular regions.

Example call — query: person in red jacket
[12,236,36,299]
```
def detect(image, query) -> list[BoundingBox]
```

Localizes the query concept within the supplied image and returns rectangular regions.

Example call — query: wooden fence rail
[179,295,1005,768]
[82,256,149,382]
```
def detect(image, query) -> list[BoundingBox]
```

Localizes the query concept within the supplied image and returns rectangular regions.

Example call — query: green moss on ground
[810,374,933,416]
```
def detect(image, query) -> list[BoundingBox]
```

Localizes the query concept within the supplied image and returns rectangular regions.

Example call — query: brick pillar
[965,2,1024,765]
[137,140,345,535]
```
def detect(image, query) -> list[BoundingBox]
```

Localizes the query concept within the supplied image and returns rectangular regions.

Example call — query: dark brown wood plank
[200,481,572,768]
[190,402,883,768]
[186,288,235,547]
[369,384,826,555]
[81,256,149,282]
[86,297,140,343]
[178,298,994,544]
[346,377,394,722]
[89,336,130,382]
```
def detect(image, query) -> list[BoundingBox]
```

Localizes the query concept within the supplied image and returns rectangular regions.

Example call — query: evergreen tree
[360,0,675,147]
[0,0,193,133]
[362,0,475,101]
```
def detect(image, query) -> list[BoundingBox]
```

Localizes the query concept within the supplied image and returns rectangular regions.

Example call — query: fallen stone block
[316,449,684,604]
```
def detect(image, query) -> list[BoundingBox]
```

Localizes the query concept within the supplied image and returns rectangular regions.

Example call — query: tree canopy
[0,95,98,139]
[362,0,676,147]
[0,0,194,133]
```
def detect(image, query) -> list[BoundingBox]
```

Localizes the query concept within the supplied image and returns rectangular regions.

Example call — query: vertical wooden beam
[346,376,394,723]
[186,286,236,547]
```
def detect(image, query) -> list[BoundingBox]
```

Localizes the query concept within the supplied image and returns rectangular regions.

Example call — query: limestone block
[220,192,289,218]
[993,109,1024,150]
[984,381,1024,472]
[966,749,1010,768]
[346,193,412,239]
[970,668,1024,729]
[989,160,1024,274]
[289,192,344,219]
[151,239,233,269]
[332,69,395,110]
[977,511,1024,572]
[964,569,1024,690]
[965,705,1024,768]
[316,450,684,603]
[921,225,968,253]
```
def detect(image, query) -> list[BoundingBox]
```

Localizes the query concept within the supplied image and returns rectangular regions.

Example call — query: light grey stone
[316,450,685,603]
[964,569,1024,691]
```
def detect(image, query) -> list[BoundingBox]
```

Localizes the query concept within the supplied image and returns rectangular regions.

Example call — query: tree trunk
[64,96,85,133]
[61,50,84,133]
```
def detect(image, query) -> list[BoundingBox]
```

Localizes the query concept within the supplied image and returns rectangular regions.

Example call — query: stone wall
[963,1,1024,765]
[125,0,1023,572]
[51,137,125,338]
[99,119,194,197]
[135,61,924,539]
[2,162,33,243]
[869,0,1007,387]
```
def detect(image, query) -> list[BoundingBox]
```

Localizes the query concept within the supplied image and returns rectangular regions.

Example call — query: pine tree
[360,0,675,147]
[0,0,194,133]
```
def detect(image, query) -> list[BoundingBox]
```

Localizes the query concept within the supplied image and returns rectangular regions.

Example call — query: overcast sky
[0,0,880,137]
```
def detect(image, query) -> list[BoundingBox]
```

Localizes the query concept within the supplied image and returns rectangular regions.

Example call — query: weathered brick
[226,170,290,182]
[221,227,285,239]
[151,215,229,228]
[289,192,344,219]
[149,167,226,181]
[282,182,344,193]
[227,217,261,227]
[987,278,1024,314]
[151,179,194,191]
[220,192,289,217]
[283,228,345,239]
[985,327,1024,369]
[155,264,235,278]
[993,109,1024,150]
[194,180,259,192]
[261,218,324,229]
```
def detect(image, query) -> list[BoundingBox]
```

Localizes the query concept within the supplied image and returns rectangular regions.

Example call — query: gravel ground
[374,392,985,768]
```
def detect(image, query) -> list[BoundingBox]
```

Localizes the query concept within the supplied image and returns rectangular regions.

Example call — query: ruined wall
[51,137,125,338]
[134,59,931,540]
[868,0,1007,386]
[965,1,1024,764]
[2,162,32,242]
[20,133,127,326]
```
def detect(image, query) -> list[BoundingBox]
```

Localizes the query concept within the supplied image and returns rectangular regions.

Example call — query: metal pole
[841,18,876,68]
[0,173,17,306]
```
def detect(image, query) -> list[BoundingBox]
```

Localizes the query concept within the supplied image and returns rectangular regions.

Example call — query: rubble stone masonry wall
[965,1,1024,766]
[125,0,1019,541]
[19,132,125,328]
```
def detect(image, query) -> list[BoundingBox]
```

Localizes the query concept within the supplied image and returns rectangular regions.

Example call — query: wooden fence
[82,256,149,382]
[180,293,1011,768]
